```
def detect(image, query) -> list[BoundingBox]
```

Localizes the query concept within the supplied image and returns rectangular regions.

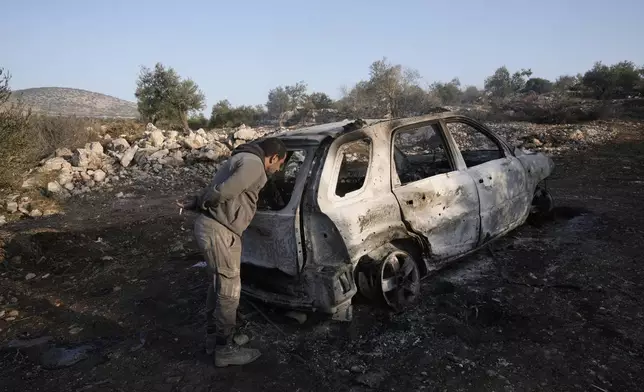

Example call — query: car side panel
[316,127,411,264]
[391,170,481,259]
[464,156,530,241]
[240,147,315,276]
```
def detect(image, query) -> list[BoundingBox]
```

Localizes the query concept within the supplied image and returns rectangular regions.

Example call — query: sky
[3,0,643,110]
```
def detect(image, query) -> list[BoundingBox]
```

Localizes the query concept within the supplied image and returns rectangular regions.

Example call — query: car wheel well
[389,238,428,276]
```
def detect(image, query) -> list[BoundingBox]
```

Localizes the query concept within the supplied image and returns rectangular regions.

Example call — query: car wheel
[356,250,421,312]
[530,186,554,217]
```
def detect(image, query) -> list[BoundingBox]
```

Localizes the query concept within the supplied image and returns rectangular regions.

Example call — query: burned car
[240,112,555,321]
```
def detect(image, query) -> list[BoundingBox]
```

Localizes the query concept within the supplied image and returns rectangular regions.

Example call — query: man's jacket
[191,143,267,237]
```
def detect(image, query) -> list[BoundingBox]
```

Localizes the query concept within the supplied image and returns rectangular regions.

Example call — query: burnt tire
[528,187,555,225]
[356,250,421,312]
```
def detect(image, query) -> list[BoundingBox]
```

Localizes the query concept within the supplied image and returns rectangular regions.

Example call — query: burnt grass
[1,125,644,391]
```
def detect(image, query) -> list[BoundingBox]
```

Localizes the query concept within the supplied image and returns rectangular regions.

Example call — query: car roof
[264,109,459,146]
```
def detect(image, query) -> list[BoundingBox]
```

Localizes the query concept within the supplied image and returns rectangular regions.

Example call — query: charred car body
[240,112,555,321]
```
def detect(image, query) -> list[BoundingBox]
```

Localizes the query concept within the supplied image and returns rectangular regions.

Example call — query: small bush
[98,118,146,142]
[0,104,36,189]
[0,107,104,190]
[29,115,100,156]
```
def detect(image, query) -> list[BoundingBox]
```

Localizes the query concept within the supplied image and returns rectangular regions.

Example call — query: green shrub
[0,104,35,189]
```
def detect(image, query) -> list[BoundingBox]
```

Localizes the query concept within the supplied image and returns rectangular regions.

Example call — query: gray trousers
[193,213,242,339]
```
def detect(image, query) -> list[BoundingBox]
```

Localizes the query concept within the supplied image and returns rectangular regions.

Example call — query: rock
[55,148,73,158]
[234,125,258,141]
[5,201,18,213]
[40,345,93,369]
[350,365,365,373]
[41,157,72,172]
[64,182,74,191]
[69,326,83,335]
[57,170,74,186]
[0,215,6,225]
[30,209,43,218]
[93,169,106,182]
[150,149,169,160]
[149,130,165,147]
[9,310,19,317]
[47,181,71,200]
[133,148,158,165]
[233,333,250,346]
[145,123,158,132]
[205,141,231,159]
[569,129,585,141]
[284,311,307,324]
[200,150,221,161]
[116,192,124,198]
[80,171,91,182]
[72,148,103,170]
[109,138,130,152]
[47,181,63,194]
[167,131,179,140]
[25,273,36,280]
[18,202,31,215]
[182,131,208,149]
[120,145,139,167]
[164,141,182,150]
[86,142,104,155]
[21,177,39,189]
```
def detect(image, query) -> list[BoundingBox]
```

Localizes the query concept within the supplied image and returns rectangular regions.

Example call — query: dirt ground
[1,122,643,392]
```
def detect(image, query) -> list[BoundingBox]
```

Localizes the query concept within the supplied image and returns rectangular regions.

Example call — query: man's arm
[204,157,264,204]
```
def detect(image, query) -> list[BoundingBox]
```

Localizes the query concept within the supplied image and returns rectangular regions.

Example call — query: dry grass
[0,103,146,192]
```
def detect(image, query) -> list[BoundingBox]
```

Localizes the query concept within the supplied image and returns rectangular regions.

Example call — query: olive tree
[135,62,205,130]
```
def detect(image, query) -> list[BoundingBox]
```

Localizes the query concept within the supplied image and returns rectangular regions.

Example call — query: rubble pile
[485,121,619,153]
[0,123,275,222]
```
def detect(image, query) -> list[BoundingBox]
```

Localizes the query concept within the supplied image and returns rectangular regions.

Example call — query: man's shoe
[214,343,261,367]
[206,332,249,355]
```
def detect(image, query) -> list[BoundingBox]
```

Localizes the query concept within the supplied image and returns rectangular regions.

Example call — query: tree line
[135,58,644,130]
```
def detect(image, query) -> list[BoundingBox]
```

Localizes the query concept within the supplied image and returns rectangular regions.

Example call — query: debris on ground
[5,336,53,349]
[284,311,307,324]
[40,345,94,369]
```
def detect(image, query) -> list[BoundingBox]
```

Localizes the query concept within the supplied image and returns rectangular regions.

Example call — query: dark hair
[258,137,287,159]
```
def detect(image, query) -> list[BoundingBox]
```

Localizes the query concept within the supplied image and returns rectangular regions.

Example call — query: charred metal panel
[442,119,532,241]
[515,152,555,193]
[466,157,530,241]
[391,171,481,258]
[241,146,316,276]
[316,125,412,264]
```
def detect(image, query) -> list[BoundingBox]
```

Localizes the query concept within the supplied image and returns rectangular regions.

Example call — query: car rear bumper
[240,263,357,319]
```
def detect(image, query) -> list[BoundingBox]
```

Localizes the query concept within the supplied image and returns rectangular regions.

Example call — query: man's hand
[175,195,197,210]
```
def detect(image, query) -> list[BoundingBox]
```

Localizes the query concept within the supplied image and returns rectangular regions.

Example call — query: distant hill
[7,87,139,118]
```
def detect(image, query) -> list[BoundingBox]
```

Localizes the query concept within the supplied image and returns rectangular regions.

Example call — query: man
[178,137,287,367]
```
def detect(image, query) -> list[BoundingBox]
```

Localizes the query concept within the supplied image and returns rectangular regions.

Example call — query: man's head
[258,137,287,174]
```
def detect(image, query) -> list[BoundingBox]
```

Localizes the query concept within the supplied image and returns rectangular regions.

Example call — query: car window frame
[440,117,513,169]
[256,146,315,213]
[390,120,459,189]
[328,135,373,202]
